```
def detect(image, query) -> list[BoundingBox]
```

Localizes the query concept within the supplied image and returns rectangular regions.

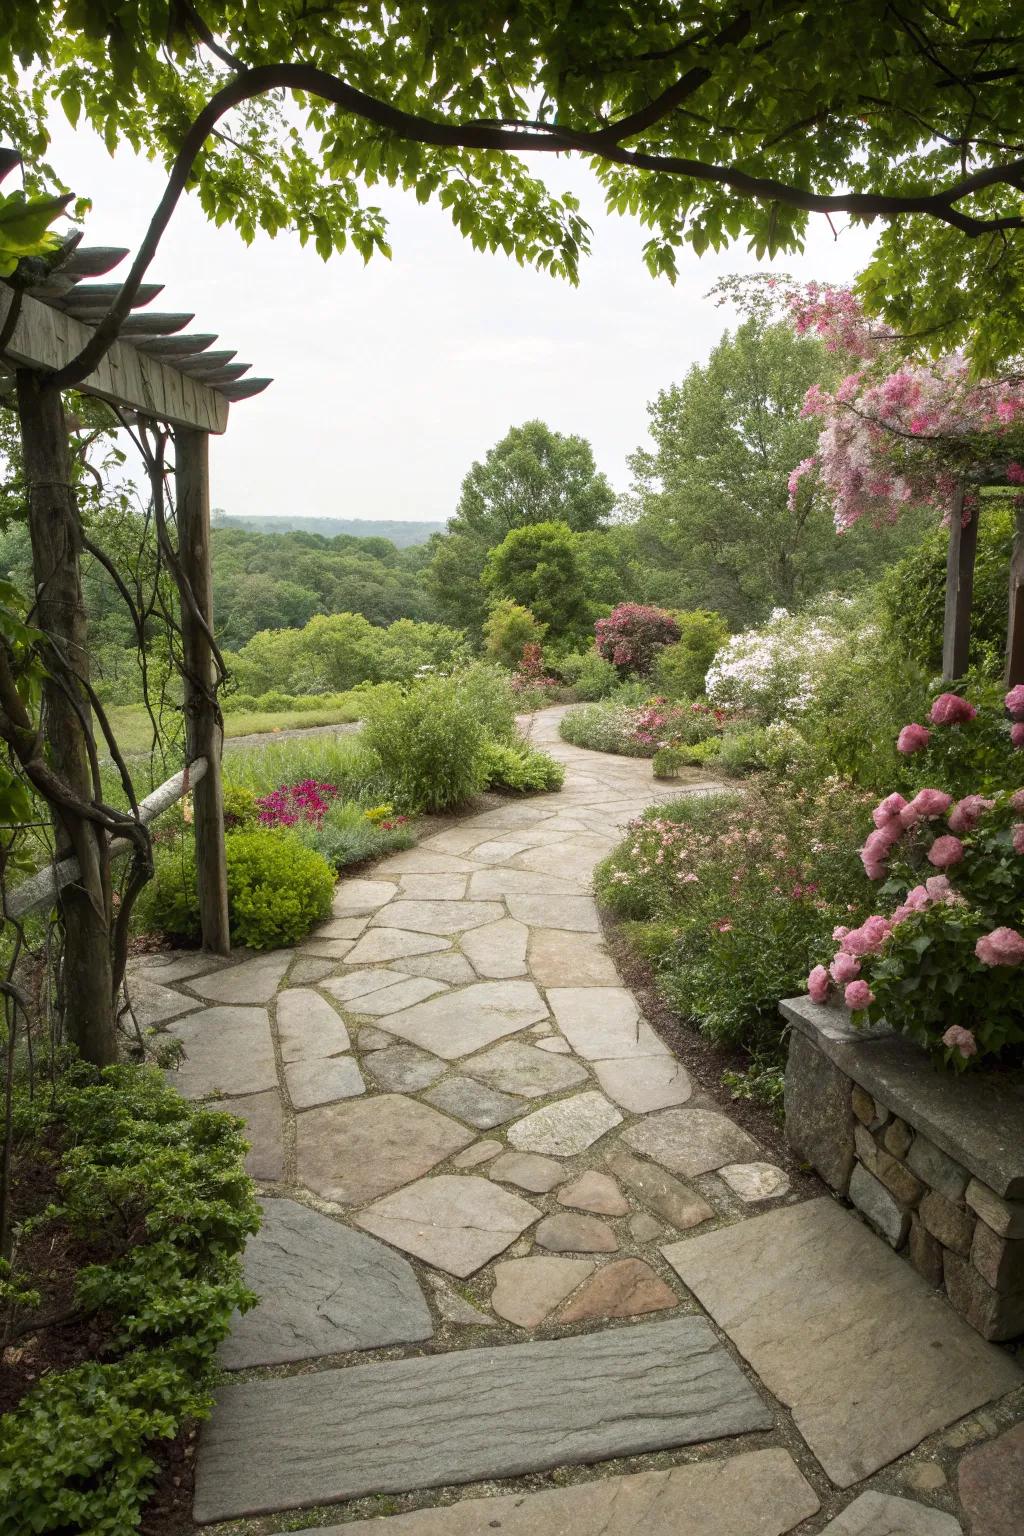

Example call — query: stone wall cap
[781,997,1024,1198]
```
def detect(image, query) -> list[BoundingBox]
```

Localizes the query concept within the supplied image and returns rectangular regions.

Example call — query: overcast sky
[45,116,877,526]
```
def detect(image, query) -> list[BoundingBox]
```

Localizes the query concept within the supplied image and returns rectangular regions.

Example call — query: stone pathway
[129,707,1023,1534]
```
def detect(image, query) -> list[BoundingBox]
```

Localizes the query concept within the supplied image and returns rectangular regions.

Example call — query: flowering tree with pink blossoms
[595,604,680,677]
[806,687,1024,1069]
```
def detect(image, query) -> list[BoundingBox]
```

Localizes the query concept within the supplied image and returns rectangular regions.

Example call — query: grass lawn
[105,700,364,756]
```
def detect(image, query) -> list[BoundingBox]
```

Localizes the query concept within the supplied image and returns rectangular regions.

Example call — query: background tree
[483,600,548,670]
[483,521,592,645]
[427,421,613,635]
[628,319,925,628]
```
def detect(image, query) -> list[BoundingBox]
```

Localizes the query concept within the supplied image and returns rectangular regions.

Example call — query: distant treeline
[210,512,445,546]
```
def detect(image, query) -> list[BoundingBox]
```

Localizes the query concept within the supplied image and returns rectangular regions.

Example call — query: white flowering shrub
[705,604,859,722]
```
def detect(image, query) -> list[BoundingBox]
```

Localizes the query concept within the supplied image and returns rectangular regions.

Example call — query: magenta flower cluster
[898,687,1024,757]
[257,779,339,829]
[595,604,680,676]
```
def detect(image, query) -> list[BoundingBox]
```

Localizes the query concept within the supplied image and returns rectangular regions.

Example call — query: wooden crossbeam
[137,333,218,357]
[0,285,228,432]
[61,281,164,310]
[218,376,272,401]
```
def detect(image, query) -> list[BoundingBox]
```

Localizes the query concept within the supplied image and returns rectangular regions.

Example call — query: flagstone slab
[314,916,370,939]
[397,874,469,900]
[428,1275,495,1327]
[528,929,621,986]
[287,956,338,986]
[536,1035,573,1053]
[130,950,228,985]
[548,987,668,1060]
[166,1006,276,1099]
[373,849,476,875]
[392,950,477,985]
[510,838,616,882]
[354,1024,393,1051]
[460,1038,588,1099]
[296,1096,474,1206]
[129,976,204,1028]
[558,1258,678,1322]
[505,895,602,932]
[279,1447,819,1536]
[535,1212,618,1253]
[297,938,356,961]
[219,1199,431,1369]
[332,878,399,916]
[488,1151,568,1193]
[285,1055,365,1108]
[507,1091,623,1157]
[663,1197,1023,1488]
[343,928,450,965]
[364,1043,447,1093]
[219,1091,284,1182]
[719,1162,790,1202]
[193,1317,775,1521]
[821,1492,962,1535]
[957,1421,1024,1536]
[491,1255,595,1326]
[592,1054,693,1113]
[452,1139,502,1169]
[466,839,532,864]
[356,1175,539,1276]
[556,1170,629,1216]
[622,1107,761,1178]
[371,981,549,1058]
[467,868,580,899]
[423,1076,527,1129]
[348,975,449,1016]
[188,951,291,1005]
[605,1145,714,1231]
[369,900,504,936]
[276,988,351,1062]
[459,917,530,978]
[320,968,408,1003]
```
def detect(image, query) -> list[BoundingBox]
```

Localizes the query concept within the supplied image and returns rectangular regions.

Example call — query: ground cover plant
[596,776,877,1097]
[0,1064,259,1535]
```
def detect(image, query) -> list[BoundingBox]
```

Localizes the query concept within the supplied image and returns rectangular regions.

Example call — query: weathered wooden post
[174,428,230,953]
[15,369,118,1064]
[1007,500,1024,688]
[942,478,978,683]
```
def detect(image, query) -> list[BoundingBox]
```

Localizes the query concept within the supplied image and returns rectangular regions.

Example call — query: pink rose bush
[806,692,1024,1068]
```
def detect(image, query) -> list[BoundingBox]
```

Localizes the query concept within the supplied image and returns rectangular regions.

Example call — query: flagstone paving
[133,706,1023,1530]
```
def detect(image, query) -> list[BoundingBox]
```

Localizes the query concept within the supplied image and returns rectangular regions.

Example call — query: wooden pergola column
[942,478,978,684]
[1007,501,1024,688]
[175,428,230,953]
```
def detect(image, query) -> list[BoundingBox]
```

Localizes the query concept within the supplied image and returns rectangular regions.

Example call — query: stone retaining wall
[781,997,1024,1342]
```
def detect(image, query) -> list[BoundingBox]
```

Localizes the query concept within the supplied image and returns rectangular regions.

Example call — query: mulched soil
[601,912,823,1198]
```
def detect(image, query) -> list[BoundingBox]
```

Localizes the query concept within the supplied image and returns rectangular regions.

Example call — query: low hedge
[0,1064,259,1534]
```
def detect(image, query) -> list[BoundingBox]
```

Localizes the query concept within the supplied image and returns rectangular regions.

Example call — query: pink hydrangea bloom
[842,916,891,955]
[1005,684,1024,720]
[862,915,892,945]
[1014,823,1024,855]
[924,874,954,902]
[1013,723,1024,749]
[942,1025,978,1059]
[906,884,932,909]
[832,924,850,941]
[927,834,965,869]
[897,722,931,754]
[900,788,953,827]
[948,794,995,833]
[929,692,977,726]
[844,979,875,1010]
[975,927,1024,966]
[872,793,907,828]
[859,825,900,877]
[830,951,861,983]
[1012,790,1024,812]
[807,964,831,1004]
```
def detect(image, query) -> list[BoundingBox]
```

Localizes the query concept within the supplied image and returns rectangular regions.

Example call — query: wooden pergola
[1,165,271,958]
[942,477,1024,687]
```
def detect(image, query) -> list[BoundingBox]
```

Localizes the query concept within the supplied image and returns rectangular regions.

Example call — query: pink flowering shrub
[257,779,338,829]
[595,604,680,677]
[891,684,1023,799]
[509,642,560,697]
[806,703,1024,1068]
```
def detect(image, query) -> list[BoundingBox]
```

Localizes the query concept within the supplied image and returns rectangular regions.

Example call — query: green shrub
[655,609,730,698]
[294,799,416,871]
[483,600,548,669]
[362,674,488,812]
[253,689,296,712]
[480,739,565,793]
[559,700,645,755]
[222,691,260,713]
[0,1064,258,1534]
[140,829,333,948]
[555,650,619,700]
[453,662,519,744]
[222,783,260,829]
[653,739,722,776]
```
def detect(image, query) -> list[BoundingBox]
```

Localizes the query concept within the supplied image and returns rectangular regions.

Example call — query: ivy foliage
[0,1064,259,1535]
[4,4,1024,363]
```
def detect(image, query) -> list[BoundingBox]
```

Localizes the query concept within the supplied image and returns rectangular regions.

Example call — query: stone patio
[131,707,1024,1533]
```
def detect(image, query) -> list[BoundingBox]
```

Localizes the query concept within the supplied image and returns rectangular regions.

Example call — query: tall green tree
[6,5,1024,373]
[483,521,592,644]
[627,319,927,627]
[427,421,613,634]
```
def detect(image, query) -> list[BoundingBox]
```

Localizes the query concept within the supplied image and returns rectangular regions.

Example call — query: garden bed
[782,995,1024,1342]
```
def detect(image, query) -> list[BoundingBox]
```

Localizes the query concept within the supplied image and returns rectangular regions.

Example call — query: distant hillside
[210,513,445,548]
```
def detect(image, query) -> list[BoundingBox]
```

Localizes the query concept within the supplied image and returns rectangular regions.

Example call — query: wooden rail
[6,758,207,920]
